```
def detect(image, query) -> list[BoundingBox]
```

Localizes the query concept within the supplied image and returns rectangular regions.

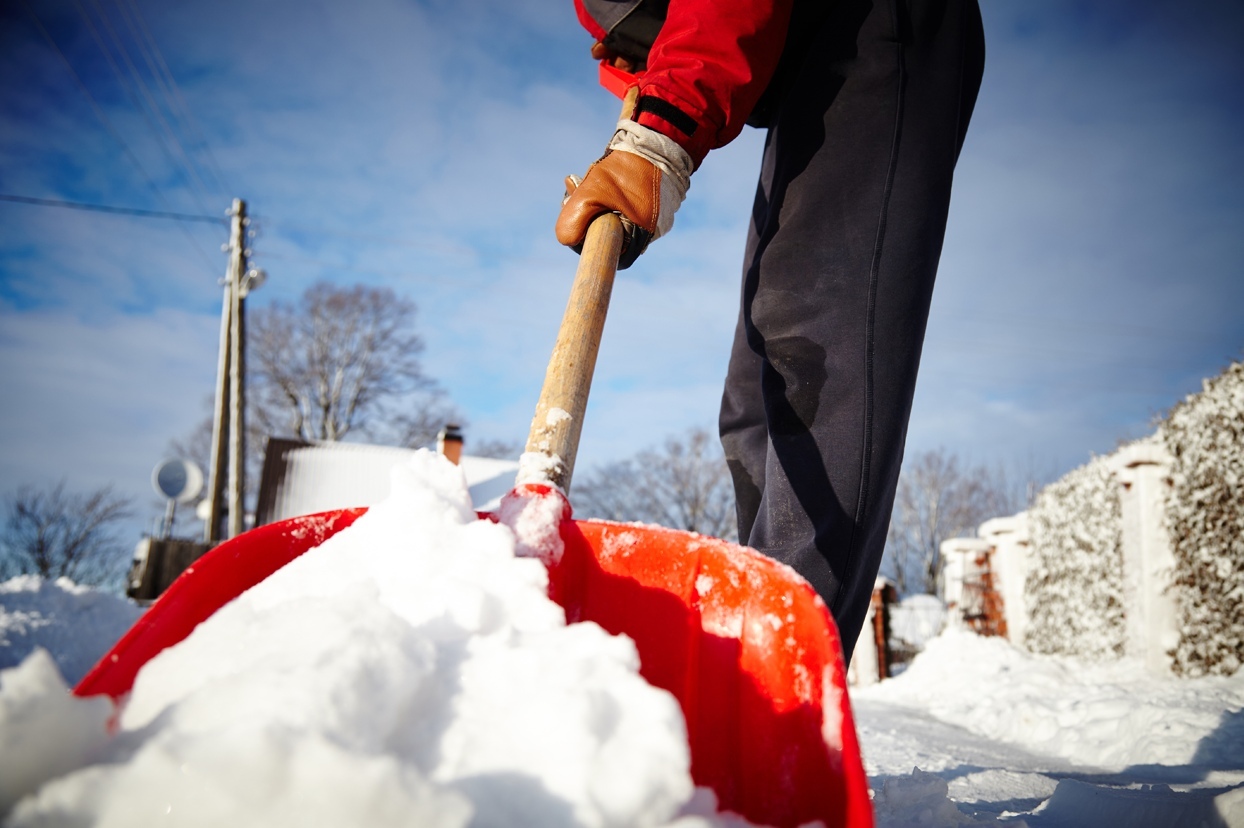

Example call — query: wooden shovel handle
[524,90,638,493]
[525,212,625,492]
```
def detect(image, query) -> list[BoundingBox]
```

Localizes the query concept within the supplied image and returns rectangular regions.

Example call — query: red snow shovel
[75,75,875,828]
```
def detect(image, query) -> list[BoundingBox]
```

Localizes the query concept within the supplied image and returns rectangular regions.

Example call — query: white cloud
[0,305,219,502]
[1,0,1240,517]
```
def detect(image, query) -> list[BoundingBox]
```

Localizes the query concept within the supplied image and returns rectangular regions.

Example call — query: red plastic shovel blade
[73,508,366,701]
[75,503,873,828]
[547,518,873,828]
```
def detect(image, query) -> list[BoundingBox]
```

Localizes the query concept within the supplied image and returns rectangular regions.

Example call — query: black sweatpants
[719,0,985,662]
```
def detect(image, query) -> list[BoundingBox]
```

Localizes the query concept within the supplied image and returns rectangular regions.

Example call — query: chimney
[437,423,464,465]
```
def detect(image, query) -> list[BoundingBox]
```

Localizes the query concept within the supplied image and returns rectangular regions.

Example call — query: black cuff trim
[635,96,698,138]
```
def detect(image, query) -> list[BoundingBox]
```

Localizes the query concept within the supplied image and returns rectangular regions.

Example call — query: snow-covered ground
[1,452,1241,826]
[856,630,1244,826]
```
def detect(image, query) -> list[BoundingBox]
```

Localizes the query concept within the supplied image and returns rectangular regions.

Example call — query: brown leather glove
[556,120,692,269]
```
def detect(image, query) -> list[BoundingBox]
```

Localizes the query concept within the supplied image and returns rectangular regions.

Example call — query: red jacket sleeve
[640,0,792,165]
[574,0,794,167]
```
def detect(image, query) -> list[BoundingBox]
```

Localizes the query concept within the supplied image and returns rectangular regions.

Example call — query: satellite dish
[152,459,205,503]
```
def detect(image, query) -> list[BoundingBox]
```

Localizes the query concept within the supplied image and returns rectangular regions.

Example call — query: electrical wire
[115,0,232,196]
[0,193,227,224]
[19,0,221,274]
[74,0,216,212]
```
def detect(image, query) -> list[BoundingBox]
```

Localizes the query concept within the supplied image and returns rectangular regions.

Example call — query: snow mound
[1036,778,1240,828]
[0,649,112,815]
[858,627,1244,770]
[874,768,1007,827]
[0,575,142,685]
[2,450,752,827]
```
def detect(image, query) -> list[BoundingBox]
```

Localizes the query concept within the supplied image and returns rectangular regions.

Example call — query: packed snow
[856,629,1244,826]
[1,449,1242,826]
[0,575,141,685]
[1,451,754,827]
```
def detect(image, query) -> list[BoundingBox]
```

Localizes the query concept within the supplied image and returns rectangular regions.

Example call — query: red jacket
[574,0,793,167]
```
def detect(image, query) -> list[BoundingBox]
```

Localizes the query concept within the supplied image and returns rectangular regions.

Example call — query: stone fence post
[1109,440,1178,673]
[849,579,897,686]
[979,513,1031,648]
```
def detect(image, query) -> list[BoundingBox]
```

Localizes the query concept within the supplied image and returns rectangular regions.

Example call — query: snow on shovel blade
[75,486,873,828]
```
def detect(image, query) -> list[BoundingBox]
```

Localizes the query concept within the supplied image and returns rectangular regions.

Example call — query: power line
[0,193,227,224]
[74,0,215,212]
[115,0,232,196]
[19,0,221,273]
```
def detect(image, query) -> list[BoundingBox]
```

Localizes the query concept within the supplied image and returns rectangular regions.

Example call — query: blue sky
[1,0,1241,534]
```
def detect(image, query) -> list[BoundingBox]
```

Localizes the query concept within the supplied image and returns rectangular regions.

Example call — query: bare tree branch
[1,482,134,587]
[573,427,738,542]
[249,282,432,443]
[881,449,1025,596]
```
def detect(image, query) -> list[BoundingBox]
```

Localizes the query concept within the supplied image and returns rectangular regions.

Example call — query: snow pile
[872,769,997,827]
[1024,454,1125,659]
[0,575,142,685]
[0,650,113,815]
[1163,358,1244,677]
[1,450,745,827]
[859,628,1244,770]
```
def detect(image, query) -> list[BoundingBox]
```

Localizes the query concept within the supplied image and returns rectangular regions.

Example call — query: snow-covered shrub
[1162,360,1244,677]
[1025,454,1125,659]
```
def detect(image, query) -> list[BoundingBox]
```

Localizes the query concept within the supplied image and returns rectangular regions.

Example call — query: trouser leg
[719,0,985,661]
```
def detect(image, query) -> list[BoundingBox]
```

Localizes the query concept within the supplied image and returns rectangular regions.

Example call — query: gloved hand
[590,41,646,74]
[555,119,693,269]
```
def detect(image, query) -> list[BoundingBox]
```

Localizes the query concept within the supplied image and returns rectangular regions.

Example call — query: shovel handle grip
[525,213,625,492]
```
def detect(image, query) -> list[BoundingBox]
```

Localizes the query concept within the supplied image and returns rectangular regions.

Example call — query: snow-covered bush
[1162,360,1244,677]
[1024,455,1125,659]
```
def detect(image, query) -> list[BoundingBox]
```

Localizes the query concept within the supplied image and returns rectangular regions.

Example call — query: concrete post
[979,513,1031,648]
[849,597,880,687]
[940,537,992,628]
[849,579,894,686]
[1110,440,1177,673]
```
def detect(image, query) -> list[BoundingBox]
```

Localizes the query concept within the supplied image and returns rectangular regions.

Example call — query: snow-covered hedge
[1162,360,1244,677]
[1024,455,1125,659]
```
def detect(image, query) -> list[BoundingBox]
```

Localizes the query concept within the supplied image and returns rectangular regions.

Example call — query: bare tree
[249,282,440,443]
[881,448,1018,596]
[1,482,134,586]
[469,437,524,460]
[573,427,738,541]
[166,278,466,535]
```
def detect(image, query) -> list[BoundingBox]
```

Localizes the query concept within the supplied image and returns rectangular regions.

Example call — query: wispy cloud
[0,0,1240,534]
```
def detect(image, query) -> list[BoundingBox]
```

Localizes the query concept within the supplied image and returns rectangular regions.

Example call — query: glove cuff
[607,120,693,203]
[606,120,692,244]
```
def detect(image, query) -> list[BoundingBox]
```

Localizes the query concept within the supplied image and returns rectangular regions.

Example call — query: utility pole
[204,198,257,542]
